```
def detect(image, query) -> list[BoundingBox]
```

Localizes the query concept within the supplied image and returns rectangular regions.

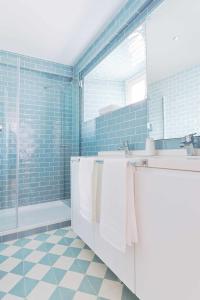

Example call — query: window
[126,74,147,105]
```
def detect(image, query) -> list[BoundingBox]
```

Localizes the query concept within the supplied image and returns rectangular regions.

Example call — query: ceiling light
[172,36,179,41]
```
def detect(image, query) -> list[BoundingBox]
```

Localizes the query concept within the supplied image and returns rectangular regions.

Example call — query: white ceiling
[0,0,126,66]
[146,0,200,83]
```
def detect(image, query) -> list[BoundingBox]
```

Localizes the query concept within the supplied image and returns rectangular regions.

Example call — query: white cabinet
[71,158,200,300]
[94,223,135,292]
[135,168,200,300]
[71,159,95,250]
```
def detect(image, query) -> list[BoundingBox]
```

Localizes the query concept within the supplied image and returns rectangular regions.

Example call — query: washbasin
[98,151,127,157]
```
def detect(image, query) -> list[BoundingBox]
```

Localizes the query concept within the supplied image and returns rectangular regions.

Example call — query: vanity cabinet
[71,158,200,300]
[135,168,200,300]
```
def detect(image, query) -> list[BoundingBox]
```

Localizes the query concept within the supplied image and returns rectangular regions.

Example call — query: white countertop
[71,149,200,172]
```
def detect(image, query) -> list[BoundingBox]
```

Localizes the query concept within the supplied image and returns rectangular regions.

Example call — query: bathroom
[0,0,200,299]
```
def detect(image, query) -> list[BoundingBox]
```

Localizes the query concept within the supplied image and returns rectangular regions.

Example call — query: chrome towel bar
[71,158,148,167]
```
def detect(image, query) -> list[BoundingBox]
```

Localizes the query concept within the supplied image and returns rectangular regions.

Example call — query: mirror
[146,0,200,140]
[83,24,147,122]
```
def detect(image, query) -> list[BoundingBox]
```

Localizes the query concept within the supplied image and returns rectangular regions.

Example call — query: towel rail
[71,158,148,167]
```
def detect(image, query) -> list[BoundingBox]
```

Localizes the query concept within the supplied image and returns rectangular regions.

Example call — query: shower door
[0,53,20,232]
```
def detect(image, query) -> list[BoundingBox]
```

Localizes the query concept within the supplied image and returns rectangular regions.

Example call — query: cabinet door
[71,160,95,250]
[71,160,79,234]
[95,224,135,293]
[135,168,200,300]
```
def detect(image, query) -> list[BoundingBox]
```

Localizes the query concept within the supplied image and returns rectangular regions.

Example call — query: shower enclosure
[0,51,72,234]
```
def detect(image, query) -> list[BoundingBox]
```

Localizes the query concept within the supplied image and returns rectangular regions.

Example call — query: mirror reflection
[146,0,200,139]
[83,24,146,122]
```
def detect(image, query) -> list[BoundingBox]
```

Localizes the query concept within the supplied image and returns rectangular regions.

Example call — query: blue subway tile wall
[73,0,163,156]
[81,100,147,156]
[0,50,73,78]
[0,51,73,209]
[149,64,200,139]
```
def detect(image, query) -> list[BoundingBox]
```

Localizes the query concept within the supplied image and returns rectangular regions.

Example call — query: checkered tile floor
[0,227,138,299]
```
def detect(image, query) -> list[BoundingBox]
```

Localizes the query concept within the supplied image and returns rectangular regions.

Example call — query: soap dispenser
[145,137,155,156]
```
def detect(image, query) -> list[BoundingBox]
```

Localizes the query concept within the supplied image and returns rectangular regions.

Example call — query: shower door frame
[0,56,20,233]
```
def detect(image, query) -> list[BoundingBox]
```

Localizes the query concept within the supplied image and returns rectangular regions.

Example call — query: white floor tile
[0,257,21,272]
[99,279,123,300]
[70,239,85,249]
[78,249,94,261]
[53,256,74,270]
[49,244,66,255]
[0,273,22,293]
[65,230,77,239]
[0,246,20,257]
[46,235,62,244]
[25,250,46,263]
[59,271,84,290]
[27,281,56,300]
[25,240,43,250]
[26,264,50,280]
[87,262,107,278]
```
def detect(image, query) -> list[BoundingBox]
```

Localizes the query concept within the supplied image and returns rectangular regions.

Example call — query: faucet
[118,141,131,156]
[180,133,196,156]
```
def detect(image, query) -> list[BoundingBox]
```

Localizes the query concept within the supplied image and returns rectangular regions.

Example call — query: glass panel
[0,52,19,232]
[18,67,71,228]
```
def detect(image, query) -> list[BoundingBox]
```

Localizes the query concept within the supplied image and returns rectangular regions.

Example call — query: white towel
[100,159,138,252]
[79,157,96,222]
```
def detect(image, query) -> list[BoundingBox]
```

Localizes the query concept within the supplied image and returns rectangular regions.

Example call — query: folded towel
[79,157,96,222]
[100,159,138,252]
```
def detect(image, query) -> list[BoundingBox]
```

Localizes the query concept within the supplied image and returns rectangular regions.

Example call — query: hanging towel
[100,159,138,252]
[79,157,96,222]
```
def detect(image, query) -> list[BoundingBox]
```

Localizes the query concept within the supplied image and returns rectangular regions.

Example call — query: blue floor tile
[11,261,34,275]
[50,287,75,300]
[58,237,73,246]
[10,277,38,297]
[13,248,32,259]
[70,259,90,274]
[37,242,54,252]
[39,253,59,266]
[63,247,81,257]
[79,275,102,295]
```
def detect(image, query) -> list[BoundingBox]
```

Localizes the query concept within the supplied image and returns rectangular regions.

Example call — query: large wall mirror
[83,24,147,122]
[146,0,200,140]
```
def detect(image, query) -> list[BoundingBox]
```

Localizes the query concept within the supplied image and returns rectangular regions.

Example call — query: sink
[98,150,149,158]
[98,151,127,157]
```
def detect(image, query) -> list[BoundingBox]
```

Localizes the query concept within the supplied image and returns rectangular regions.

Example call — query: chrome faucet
[118,141,131,156]
[180,133,196,156]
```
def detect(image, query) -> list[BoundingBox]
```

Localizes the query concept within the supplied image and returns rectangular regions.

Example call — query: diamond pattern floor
[0,227,139,299]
